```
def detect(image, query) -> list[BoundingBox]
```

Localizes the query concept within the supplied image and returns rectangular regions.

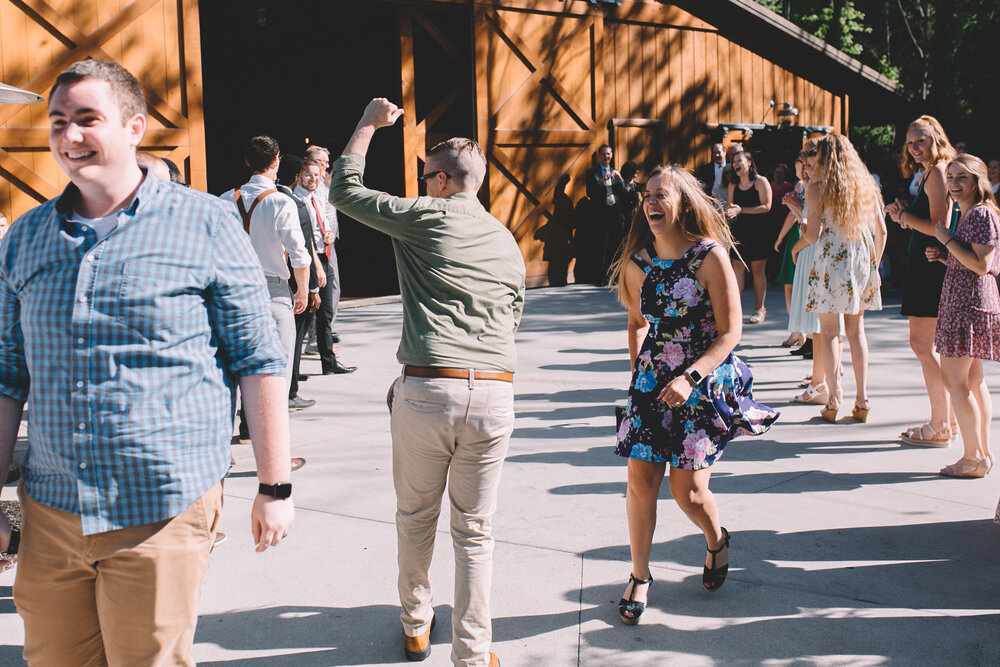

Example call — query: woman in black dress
[885,115,957,446]
[726,151,773,324]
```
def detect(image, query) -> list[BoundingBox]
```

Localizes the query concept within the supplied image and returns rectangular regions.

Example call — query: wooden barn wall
[460,0,846,285]
[0,0,206,224]
[605,19,843,171]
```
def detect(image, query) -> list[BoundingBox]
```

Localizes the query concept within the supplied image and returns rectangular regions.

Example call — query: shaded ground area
[2,285,998,665]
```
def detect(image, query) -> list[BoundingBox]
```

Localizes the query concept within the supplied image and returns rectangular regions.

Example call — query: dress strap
[686,238,718,272]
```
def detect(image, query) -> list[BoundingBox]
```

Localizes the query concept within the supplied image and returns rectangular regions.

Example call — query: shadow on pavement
[195,604,453,666]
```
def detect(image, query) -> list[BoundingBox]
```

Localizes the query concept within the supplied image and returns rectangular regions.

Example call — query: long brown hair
[947,153,1000,218]
[901,115,956,179]
[610,164,734,306]
[814,133,884,240]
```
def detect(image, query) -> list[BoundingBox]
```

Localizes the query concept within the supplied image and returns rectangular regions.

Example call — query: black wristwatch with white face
[683,368,703,387]
[258,482,292,499]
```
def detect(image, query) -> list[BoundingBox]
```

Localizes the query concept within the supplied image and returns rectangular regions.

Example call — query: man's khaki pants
[14,482,223,666]
[390,373,514,667]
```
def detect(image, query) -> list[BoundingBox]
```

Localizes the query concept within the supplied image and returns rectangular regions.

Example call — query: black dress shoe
[288,396,316,411]
[322,360,357,375]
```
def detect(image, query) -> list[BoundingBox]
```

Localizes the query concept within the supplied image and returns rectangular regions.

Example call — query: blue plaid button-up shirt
[0,172,286,535]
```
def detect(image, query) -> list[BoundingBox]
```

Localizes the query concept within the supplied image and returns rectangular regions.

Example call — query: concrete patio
[2,284,998,666]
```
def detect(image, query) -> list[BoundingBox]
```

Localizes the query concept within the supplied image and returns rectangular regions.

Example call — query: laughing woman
[885,116,958,446]
[927,154,999,478]
[611,165,777,626]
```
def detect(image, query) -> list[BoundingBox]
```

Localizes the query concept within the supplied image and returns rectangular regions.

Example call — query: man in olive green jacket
[331,98,524,667]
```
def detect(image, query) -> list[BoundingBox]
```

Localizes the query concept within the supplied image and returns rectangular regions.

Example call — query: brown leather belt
[403,365,514,383]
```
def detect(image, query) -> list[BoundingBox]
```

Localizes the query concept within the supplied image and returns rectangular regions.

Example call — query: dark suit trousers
[288,308,314,399]
[316,252,341,371]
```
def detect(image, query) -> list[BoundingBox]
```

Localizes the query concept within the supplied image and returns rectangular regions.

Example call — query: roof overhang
[668,0,910,123]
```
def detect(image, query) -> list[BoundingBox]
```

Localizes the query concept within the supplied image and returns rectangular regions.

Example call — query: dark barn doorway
[199,1,472,298]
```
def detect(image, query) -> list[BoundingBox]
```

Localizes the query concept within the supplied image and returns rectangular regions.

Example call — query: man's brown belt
[403,365,514,383]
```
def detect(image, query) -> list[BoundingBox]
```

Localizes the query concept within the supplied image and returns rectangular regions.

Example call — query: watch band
[258,482,292,499]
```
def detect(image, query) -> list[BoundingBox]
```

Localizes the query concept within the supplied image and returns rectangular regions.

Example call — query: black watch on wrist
[683,367,703,387]
[258,482,292,499]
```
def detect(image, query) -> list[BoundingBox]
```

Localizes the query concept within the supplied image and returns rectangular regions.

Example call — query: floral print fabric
[805,213,882,315]
[615,239,779,470]
[935,205,1000,361]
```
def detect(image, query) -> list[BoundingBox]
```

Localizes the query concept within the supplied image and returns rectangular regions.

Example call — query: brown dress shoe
[403,616,435,661]
[290,457,306,472]
[489,652,500,666]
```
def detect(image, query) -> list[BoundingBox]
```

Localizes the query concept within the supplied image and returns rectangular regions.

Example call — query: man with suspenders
[221,137,312,458]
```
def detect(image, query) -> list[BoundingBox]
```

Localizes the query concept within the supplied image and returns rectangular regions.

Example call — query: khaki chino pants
[389,373,514,667]
[14,482,223,666]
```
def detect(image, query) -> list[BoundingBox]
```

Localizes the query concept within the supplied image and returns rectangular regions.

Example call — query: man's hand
[251,495,294,552]
[323,230,336,245]
[309,292,321,312]
[360,98,405,130]
[293,286,308,315]
[343,98,405,157]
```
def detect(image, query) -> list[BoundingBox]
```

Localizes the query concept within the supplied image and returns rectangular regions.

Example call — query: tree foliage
[752,0,1000,156]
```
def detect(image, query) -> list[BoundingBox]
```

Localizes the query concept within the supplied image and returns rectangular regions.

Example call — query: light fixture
[0,82,43,104]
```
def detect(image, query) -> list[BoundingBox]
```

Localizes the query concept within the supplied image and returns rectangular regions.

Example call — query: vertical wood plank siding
[0,0,207,223]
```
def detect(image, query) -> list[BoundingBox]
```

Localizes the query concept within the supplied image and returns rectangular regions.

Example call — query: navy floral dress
[615,239,778,470]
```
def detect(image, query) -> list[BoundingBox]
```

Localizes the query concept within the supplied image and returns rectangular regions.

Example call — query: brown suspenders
[233,187,277,233]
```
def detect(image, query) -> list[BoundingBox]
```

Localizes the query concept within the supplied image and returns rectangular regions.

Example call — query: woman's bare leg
[624,458,666,608]
[909,316,951,432]
[843,313,869,405]
[667,467,726,569]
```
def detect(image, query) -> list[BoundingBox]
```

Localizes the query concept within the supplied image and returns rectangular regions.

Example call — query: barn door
[473,5,606,286]
[0,0,206,222]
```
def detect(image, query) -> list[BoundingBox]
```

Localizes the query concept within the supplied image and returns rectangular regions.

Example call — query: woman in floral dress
[802,134,886,422]
[610,165,777,625]
[926,154,999,478]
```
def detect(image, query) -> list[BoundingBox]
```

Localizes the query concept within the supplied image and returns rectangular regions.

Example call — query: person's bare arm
[342,98,405,158]
[0,397,24,552]
[238,374,294,552]
[894,165,948,235]
[774,210,797,251]
[623,261,649,374]
[935,218,996,275]
[800,181,825,245]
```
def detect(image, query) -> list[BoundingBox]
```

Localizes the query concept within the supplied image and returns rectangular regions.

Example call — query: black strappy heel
[702,527,730,592]
[618,573,653,625]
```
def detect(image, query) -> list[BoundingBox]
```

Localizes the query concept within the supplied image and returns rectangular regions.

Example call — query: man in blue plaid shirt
[0,60,295,665]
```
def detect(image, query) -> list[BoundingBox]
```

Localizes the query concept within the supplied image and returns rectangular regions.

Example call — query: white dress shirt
[314,180,340,239]
[221,174,310,279]
[294,184,328,251]
[711,161,727,202]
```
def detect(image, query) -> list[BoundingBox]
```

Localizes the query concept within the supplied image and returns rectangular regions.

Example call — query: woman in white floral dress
[803,134,886,423]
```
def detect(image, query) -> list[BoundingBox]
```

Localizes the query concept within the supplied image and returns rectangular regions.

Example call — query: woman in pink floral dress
[926,154,1000,479]
[610,165,777,625]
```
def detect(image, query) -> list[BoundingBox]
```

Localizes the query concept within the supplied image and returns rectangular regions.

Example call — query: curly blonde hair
[814,133,884,241]
[610,164,734,306]
[901,115,956,179]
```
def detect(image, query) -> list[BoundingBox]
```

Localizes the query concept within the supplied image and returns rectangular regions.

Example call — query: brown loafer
[489,652,500,666]
[403,616,435,661]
